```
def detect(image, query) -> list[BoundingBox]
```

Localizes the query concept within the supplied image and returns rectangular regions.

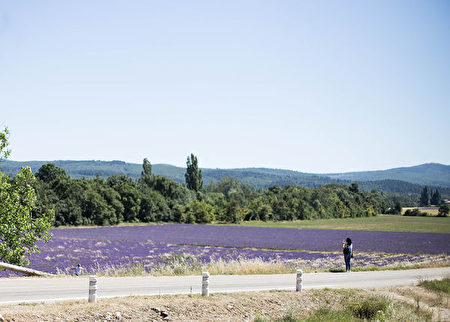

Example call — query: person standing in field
[75,263,83,276]
[342,237,353,272]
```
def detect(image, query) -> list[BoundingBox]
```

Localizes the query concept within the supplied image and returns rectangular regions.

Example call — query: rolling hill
[323,163,450,187]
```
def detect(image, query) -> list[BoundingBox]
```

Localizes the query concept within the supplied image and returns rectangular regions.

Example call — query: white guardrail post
[202,271,210,296]
[88,275,98,303]
[296,269,303,292]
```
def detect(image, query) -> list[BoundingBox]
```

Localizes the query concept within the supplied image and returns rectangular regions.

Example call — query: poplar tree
[185,153,203,191]
[0,126,10,160]
[419,186,430,206]
[430,189,441,205]
[141,158,152,176]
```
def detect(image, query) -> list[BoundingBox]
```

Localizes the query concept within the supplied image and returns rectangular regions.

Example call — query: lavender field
[51,224,450,254]
[3,224,450,276]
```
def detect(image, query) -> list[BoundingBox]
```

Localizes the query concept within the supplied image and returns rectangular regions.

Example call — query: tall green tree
[419,186,430,206]
[0,127,10,160]
[393,201,402,215]
[349,182,359,193]
[185,200,215,223]
[141,158,152,176]
[36,163,68,183]
[0,128,54,266]
[430,189,441,205]
[185,153,203,192]
[107,174,141,222]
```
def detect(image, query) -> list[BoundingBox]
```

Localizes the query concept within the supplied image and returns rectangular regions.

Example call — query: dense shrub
[403,208,428,216]
[419,277,450,294]
[438,204,450,217]
[349,296,390,320]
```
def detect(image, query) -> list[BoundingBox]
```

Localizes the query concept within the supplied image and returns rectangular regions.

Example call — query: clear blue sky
[1,1,449,173]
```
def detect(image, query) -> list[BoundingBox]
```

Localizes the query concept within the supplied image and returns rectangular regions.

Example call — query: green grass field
[402,206,439,216]
[237,215,450,234]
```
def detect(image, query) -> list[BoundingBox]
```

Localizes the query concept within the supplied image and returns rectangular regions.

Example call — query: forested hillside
[1,160,449,196]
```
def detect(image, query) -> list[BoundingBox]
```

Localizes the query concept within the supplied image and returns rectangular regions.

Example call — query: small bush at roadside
[349,296,390,320]
[302,307,355,322]
[419,277,450,294]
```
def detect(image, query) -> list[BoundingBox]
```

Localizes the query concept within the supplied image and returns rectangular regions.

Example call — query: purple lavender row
[51,224,450,255]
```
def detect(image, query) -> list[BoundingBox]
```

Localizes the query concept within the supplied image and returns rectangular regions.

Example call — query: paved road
[0,267,449,305]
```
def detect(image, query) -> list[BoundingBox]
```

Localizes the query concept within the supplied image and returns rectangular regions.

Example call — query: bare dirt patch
[0,290,348,321]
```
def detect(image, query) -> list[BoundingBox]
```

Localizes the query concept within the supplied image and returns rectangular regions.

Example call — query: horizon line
[3,159,448,175]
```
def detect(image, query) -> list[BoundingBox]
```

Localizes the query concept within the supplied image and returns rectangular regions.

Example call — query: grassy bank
[236,214,450,234]
[1,286,440,321]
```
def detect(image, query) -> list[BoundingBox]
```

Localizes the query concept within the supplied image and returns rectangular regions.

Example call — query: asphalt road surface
[0,267,449,305]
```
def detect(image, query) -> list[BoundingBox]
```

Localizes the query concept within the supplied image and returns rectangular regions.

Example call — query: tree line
[26,154,395,227]
[4,160,449,198]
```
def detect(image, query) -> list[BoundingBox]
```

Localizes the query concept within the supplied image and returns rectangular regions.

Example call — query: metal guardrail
[0,261,53,277]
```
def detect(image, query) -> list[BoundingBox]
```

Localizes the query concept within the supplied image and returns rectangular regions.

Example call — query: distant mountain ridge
[1,160,449,195]
[323,163,450,187]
